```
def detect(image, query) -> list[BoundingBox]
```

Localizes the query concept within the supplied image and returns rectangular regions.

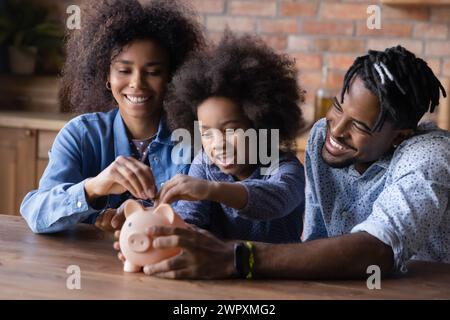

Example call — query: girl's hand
[156,174,216,205]
[85,156,156,202]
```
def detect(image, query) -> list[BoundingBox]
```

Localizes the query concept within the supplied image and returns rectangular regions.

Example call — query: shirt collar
[373,152,392,169]
[153,117,174,146]
[113,109,174,158]
[347,152,392,178]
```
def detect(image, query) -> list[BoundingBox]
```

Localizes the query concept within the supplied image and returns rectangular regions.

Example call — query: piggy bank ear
[123,199,144,219]
[153,204,175,224]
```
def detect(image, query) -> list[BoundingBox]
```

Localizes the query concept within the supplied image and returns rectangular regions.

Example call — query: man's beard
[321,145,356,169]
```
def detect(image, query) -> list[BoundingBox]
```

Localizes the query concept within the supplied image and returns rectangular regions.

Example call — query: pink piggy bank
[119,199,187,273]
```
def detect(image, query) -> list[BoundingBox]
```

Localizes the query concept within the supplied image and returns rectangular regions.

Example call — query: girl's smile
[197,97,256,181]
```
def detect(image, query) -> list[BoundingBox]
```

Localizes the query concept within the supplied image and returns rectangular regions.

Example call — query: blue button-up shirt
[20,108,189,233]
[174,151,305,243]
[304,119,450,272]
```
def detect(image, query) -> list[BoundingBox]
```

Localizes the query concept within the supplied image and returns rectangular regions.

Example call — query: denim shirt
[304,119,450,272]
[20,108,189,233]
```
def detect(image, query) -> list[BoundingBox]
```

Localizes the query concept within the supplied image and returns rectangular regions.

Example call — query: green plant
[0,0,63,52]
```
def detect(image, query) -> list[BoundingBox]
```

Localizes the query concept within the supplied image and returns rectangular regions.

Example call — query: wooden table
[1,215,450,300]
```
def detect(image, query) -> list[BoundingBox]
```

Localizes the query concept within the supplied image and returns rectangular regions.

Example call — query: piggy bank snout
[127,233,151,253]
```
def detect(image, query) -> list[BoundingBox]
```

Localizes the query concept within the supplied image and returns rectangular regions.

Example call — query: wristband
[244,241,254,280]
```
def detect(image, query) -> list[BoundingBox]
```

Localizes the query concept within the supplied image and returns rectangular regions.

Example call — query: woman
[20,0,204,233]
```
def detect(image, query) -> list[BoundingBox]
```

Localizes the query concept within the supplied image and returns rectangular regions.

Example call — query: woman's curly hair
[164,32,305,151]
[61,0,205,114]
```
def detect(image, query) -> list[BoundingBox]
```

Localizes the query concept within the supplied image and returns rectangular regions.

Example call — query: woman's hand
[113,229,126,264]
[95,209,117,233]
[156,174,216,205]
[95,203,127,233]
[85,156,156,202]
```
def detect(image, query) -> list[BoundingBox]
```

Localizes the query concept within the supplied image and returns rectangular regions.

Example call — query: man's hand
[142,225,235,279]
[112,224,235,279]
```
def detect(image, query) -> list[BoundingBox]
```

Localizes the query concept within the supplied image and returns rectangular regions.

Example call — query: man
[115,46,449,280]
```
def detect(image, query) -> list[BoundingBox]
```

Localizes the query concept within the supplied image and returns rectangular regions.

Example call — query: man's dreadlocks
[341,46,447,131]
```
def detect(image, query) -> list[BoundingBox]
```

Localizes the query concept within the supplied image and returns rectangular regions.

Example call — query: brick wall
[55,0,450,128]
[190,0,450,127]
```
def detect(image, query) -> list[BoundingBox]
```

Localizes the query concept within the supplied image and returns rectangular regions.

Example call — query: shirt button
[77,201,82,208]
[153,157,159,162]
[160,182,165,187]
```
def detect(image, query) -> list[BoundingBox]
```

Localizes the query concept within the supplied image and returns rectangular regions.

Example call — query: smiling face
[197,97,256,180]
[108,39,169,122]
[322,76,411,174]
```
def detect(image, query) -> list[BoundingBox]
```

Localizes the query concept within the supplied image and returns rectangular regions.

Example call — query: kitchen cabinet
[0,112,73,215]
[0,127,36,214]
[36,130,58,182]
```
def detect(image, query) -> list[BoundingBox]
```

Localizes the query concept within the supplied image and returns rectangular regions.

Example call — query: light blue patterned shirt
[20,108,189,234]
[304,119,450,272]
[174,151,305,243]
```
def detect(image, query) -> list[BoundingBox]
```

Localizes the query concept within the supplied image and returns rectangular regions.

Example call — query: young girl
[20,0,204,233]
[159,33,306,243]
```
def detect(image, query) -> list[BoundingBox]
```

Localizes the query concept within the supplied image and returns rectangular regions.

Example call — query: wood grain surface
[1,215,449,300]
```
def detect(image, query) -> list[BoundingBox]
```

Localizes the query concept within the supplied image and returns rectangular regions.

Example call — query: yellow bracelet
[245,241,254,280]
